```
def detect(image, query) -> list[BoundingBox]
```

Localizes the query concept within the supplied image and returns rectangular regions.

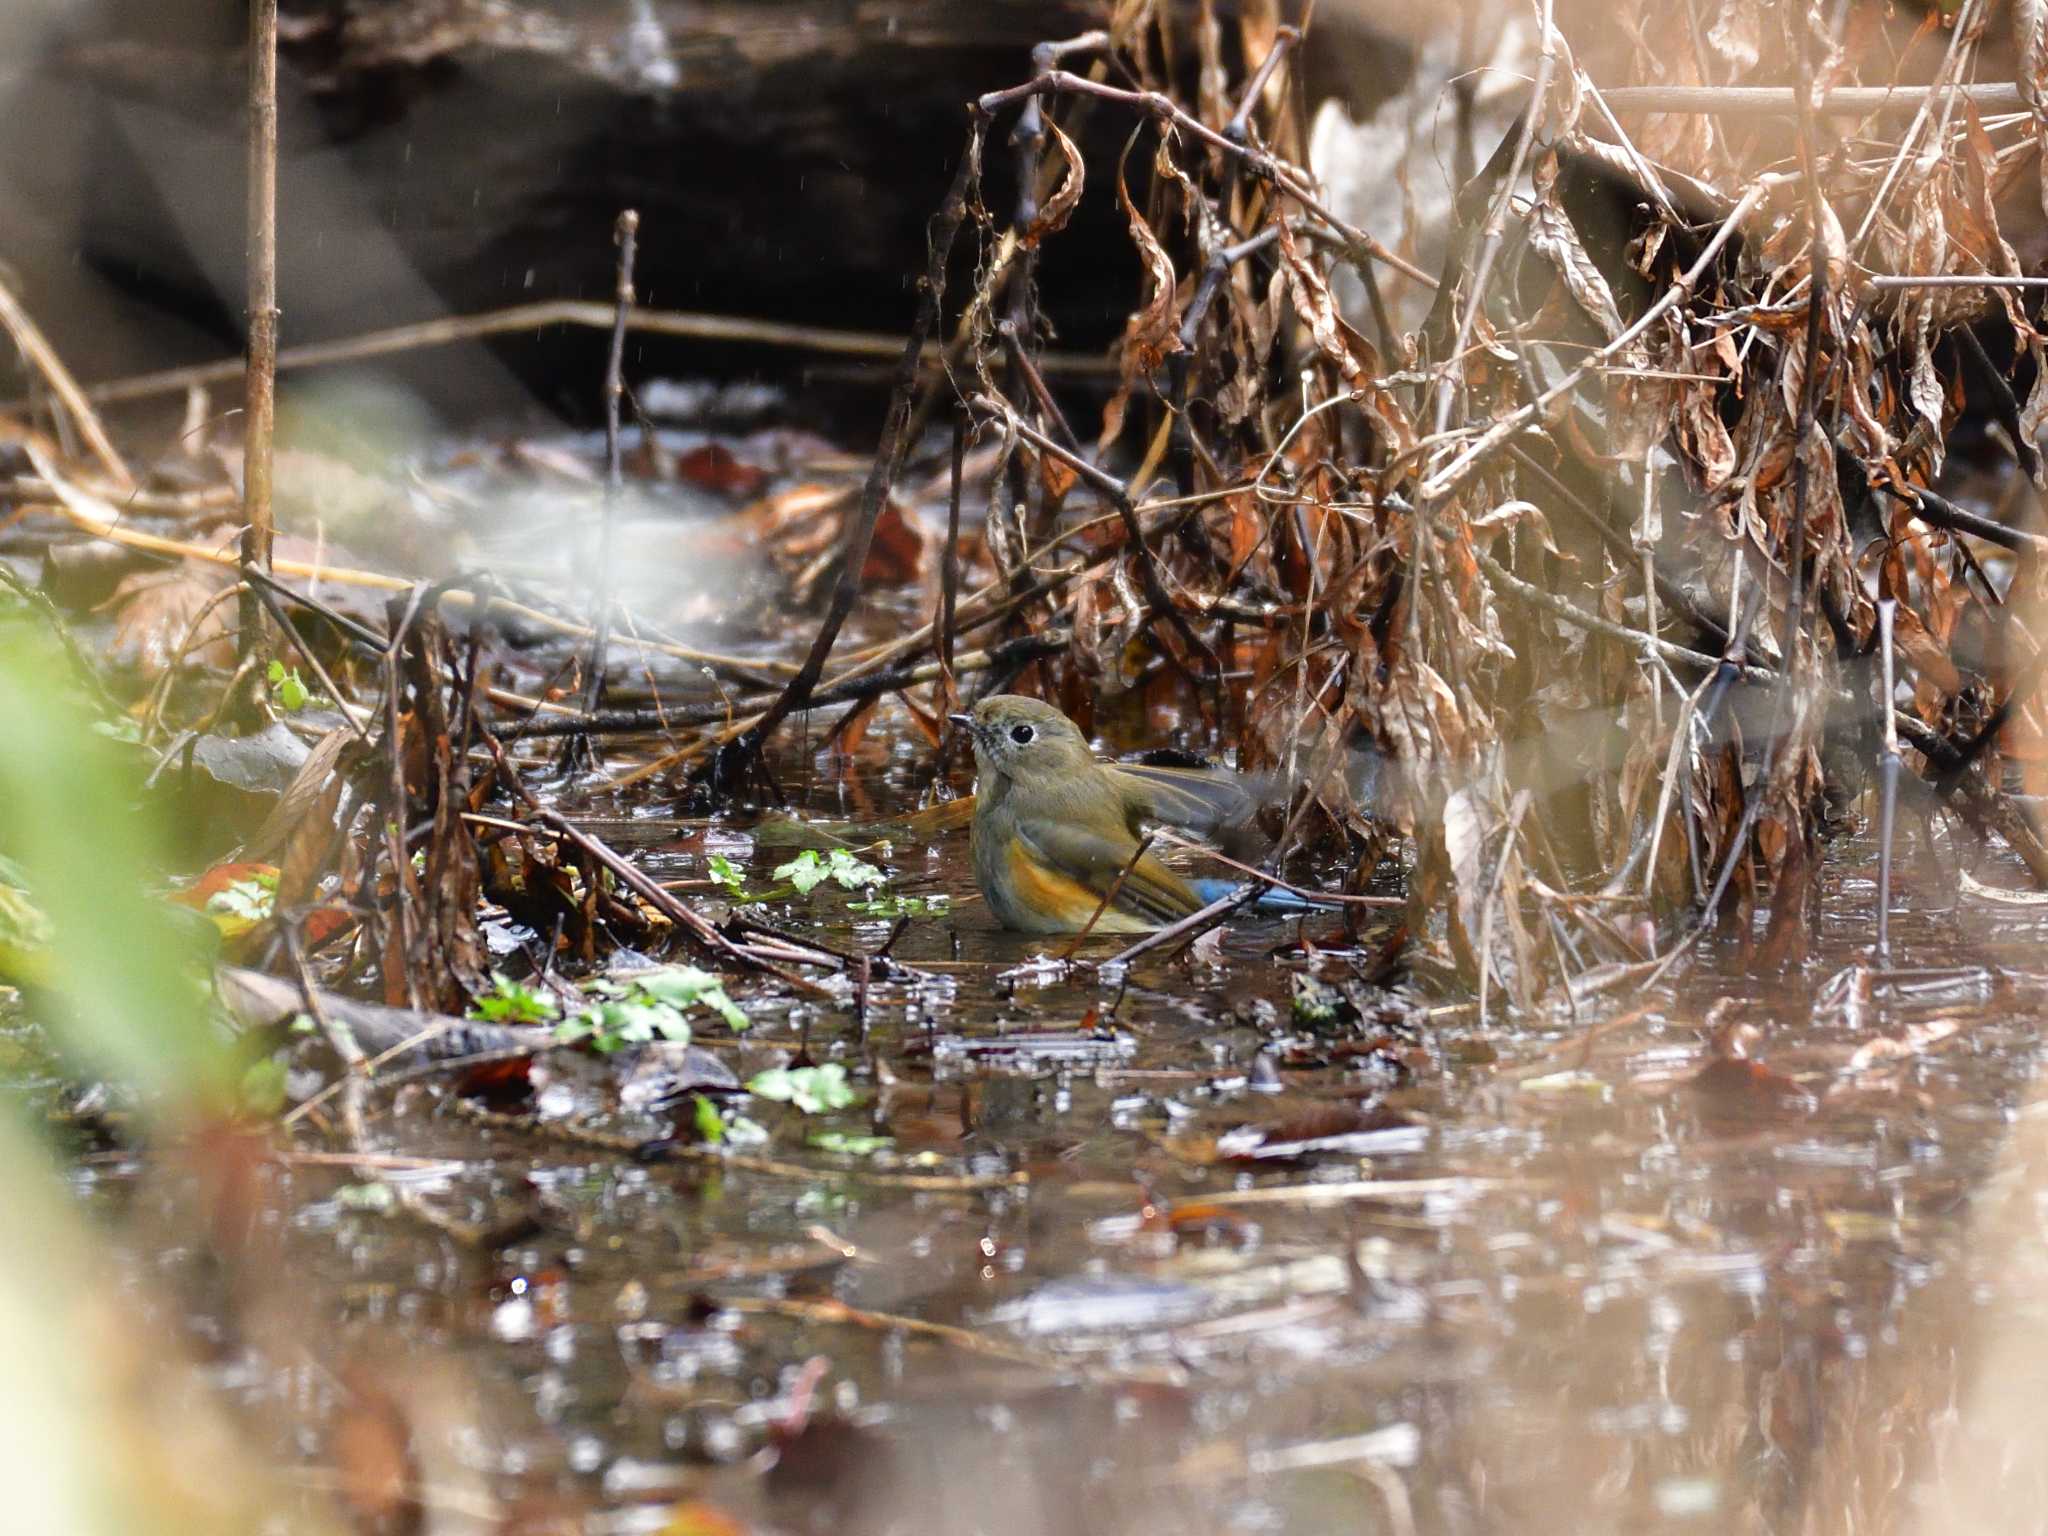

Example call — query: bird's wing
[1109,762,1261,839]
[1011,816,1204,928]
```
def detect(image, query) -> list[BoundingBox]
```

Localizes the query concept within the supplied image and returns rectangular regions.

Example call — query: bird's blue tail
[1190,878,1336,914]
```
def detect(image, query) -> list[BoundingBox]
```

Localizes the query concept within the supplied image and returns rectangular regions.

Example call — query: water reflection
[78,737,2048,1534]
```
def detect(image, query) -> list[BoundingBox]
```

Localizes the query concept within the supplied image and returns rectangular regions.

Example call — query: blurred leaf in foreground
[0,625,226,1105]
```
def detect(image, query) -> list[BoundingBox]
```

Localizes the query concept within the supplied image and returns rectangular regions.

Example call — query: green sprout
[553,965,748,1052]
[747,1062,857,1114]
[773,849,887,895]
[707,853,748,898]
[847,892,950,918]
[265,659,311,712]
[466,973,559,1026]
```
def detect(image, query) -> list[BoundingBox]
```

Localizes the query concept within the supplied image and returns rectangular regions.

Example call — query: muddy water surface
[88,776,2048,1535]
[41,422,2048,1536]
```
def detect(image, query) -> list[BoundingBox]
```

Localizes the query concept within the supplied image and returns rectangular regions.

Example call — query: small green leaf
[267,662,311,712]
[707,853,747,898]
[747,1062,857,1114]
[692,1093,726,1145]
[239,1055,289,1117]
[774,848,888,896]
[468,973,559,1026]
[774,850,830,894]
[847,893,950,918]
[633,965,748,1031]
[824,849,887,890]
[556,965,749,1051]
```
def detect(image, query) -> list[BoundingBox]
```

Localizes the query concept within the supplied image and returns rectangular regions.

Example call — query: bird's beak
[947,712,975,731]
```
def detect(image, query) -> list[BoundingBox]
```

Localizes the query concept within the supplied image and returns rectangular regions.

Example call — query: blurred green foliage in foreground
[0,606,277,1534]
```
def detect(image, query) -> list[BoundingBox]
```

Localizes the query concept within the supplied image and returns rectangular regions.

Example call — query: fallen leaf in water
[1140,1198,1258,1246]
[1824,1208,1906,1243]
[1686,1056,1816,1115]
[1519,1070,1607,1096]
[1213,1102,1424,1161]
[328,1368,418,1533]
[1844,1018,1961,1072]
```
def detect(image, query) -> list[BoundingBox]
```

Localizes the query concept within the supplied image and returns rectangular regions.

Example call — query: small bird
[950,694,1321,934]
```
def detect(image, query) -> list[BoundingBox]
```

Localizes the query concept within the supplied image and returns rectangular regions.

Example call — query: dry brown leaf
[1705,0,1762,71]
[1846,1018,1961,1072]
[1276,216,1361,386]
[1526,179,1628,345]
[1024,119,1085,247]
[1890,602,1963,695]
[1680,388,1738,491]
[1113,126,1185,378]
[105,563,235,677]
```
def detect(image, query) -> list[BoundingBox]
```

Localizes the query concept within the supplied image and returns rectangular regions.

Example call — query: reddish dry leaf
[1036,444,1079,502]
[1213,1102,1419,1161]
[1141,1196,1256,1243]
[860,497,929,585]
[678,442,771,497]
[455,1053,537,1106]
[1756,812,1813,972]
[170,861,278,946]
[1687,1056,1816,1117]
[748,483,854,555]
[830,694,879,755]
[1889,601,1964,695]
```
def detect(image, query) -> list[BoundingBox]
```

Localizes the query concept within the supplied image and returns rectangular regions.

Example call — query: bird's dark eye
[1008,723,1035,746]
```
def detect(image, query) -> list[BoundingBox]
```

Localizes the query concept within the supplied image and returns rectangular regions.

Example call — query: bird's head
[949,694,1095,783]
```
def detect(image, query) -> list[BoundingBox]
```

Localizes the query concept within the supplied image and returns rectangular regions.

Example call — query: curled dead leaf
[105,563,235,677]
[1024,119,1085,247]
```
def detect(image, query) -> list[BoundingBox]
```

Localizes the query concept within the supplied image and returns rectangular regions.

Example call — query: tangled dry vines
[11,0,2048,1016]
[761,0,2048,1000]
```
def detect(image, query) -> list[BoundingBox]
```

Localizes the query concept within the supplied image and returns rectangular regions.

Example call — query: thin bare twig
[566,209,640,773]
[64,301,1116,409]
[0,279,133,490]
[241,0,279,669]
[710,126,982,790]
[1599,81,2026,115]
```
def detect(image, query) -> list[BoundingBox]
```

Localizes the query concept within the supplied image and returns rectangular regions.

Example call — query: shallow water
[69,731,2048,1536]
[27,420,2048,1535]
